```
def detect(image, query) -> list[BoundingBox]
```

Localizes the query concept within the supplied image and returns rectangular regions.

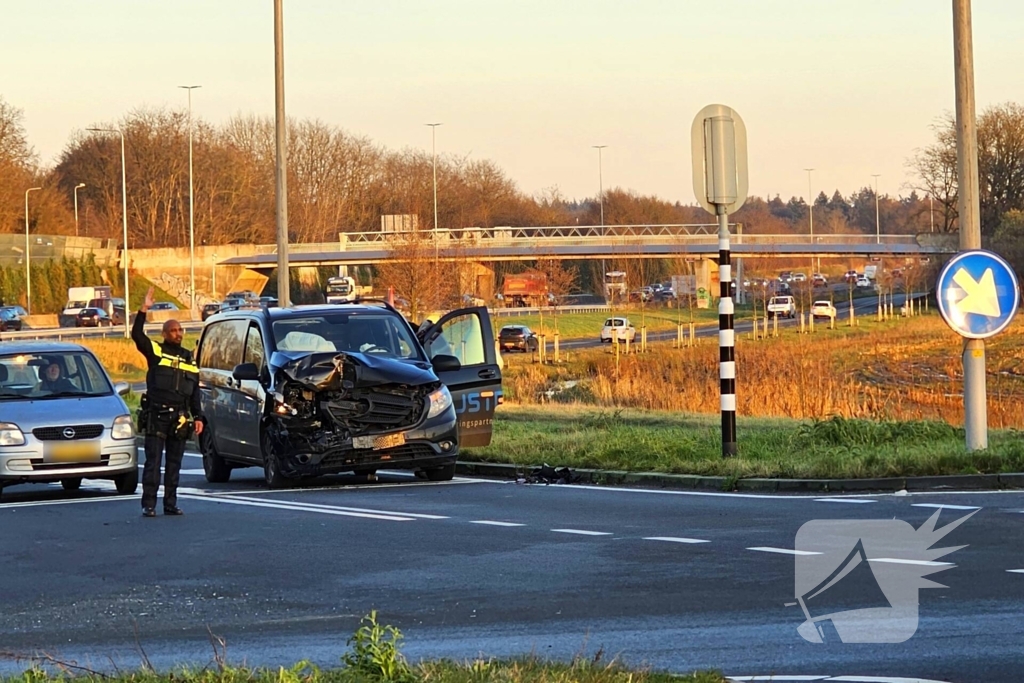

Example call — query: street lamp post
[426,123,442,259]
[24,187,42,315]
[804,168,815,277]
[179,85,201,317]
[871,174,881,244]
[211,253,218,299]
[593,145,607,290]
[929,193,935,232]
[87,127,129,338]
[73,183,86,237]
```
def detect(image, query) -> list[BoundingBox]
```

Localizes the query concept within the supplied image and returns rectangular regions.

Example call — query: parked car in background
[2,305,28,319]
[811,300,837,319]
[201,302,221,321]
[600,317,636,343]
[498,325,538,353]
[791,273,807,282]
[0,342,138,500]
[812,273,828,287]
[0,308,22,332]
[75,307,113,327]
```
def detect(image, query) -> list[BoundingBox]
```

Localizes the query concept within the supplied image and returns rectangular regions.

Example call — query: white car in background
[811,300,837,319]
[600,317,636,343]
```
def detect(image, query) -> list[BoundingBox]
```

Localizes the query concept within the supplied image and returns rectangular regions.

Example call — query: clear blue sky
[3,1,1022,205]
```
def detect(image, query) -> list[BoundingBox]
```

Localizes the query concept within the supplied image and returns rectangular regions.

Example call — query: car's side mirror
[114,382,130,396]
[431,354,461,372]
[232,362,261,381]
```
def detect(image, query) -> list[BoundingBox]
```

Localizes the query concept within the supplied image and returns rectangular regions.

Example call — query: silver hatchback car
[0,342,138,500]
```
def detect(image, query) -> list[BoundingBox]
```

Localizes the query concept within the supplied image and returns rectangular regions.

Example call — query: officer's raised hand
[142,286,155,312]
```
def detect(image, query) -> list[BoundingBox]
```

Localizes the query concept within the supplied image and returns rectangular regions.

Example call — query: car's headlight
[111,415,135,440]
[0,423,25,446]
[426,386,453,419]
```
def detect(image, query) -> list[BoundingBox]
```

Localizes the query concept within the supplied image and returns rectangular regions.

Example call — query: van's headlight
[111,415,135,440]
[0,423,25,446]
[426,386,453,419]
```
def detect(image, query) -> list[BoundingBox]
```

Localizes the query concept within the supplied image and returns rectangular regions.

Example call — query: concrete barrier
[23,314,59,329]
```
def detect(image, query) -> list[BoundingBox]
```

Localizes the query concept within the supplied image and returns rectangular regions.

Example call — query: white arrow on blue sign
[936,249,1020,339]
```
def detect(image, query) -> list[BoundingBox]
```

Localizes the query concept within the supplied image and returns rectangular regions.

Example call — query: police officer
[132,287,204,518]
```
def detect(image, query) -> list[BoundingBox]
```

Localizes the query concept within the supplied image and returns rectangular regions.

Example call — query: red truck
[502,273,548,308]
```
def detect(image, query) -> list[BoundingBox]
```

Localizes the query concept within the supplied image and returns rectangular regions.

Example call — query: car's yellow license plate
[353,433,406,450]
[45,441,101,462]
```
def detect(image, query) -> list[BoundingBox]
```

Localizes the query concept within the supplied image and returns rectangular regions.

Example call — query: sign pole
[953,0,986,450]
[692,104,747,458]
[717,204,737,456]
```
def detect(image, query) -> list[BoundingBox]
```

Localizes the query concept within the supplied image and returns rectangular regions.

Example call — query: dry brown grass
[503,314,1024,428]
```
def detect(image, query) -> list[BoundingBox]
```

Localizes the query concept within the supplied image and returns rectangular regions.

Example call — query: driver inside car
[37,358,79,394]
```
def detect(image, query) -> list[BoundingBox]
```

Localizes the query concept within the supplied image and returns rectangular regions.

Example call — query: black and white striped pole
[691,105,748,457]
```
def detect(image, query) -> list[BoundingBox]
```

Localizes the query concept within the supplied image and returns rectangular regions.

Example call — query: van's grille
[33,425,104,441]
[324,390,423,430]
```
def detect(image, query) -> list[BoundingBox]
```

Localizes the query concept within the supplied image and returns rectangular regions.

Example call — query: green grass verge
[0,612,725,683]
[462,404,1024,479]
[493,306,721,340]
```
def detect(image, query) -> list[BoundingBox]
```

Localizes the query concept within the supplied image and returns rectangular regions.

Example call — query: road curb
[454,461,1024,493]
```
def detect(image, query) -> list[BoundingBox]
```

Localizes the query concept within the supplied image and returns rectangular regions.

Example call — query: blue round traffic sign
[936,249,1020,339]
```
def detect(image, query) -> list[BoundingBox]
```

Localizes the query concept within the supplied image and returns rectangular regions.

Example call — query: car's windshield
[0,351,113,400]
[66,300,87,309]
[273,312,421,360]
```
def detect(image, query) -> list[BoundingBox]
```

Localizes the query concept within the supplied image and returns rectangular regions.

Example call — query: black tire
[261,430,287,489]
[423,463,456,481]
[114,468,138,495]
[200,428,232,483]
[61,478,82,491]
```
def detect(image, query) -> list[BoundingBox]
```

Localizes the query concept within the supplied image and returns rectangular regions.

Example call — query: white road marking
[813,498,877,504]
[728,677,828,681]
[644,536,710,544]
[1007,569,1024,574]
[0,496,131,510]
[470,520,526,527]
[213,493,449,519]
[728,678,951,683]
[747,547,822,556]
[178,494,415,521]
[869,558,954,567]
[551,528,612,536]
[911,503,980,511]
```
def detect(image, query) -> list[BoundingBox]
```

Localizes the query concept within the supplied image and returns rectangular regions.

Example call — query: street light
[86,127,130,338]
[804,168,814,241]
[211,253,218,299]
[179,85,201,317]
[871,174,881,244]
[426,123,442,259]
[24,187,41,315]
[73,183,86,237]
[593,145,607,228]
[593,145,607,289]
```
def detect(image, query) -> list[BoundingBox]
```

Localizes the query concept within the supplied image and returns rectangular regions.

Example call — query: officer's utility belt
[138,394,194,440]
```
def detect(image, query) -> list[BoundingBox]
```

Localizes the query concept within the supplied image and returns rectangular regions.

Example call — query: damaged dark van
[195,301,502,488]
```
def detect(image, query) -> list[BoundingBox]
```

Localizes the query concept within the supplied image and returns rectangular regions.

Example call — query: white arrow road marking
[177,494,416,521]
[911,503,980,511]
[189,493,449,519]
[747,547,822,556]
[869,558,955,567]
[813,498,877,504]
[1006,569,1024,574]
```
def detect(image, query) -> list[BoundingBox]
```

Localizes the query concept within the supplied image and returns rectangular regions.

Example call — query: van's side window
[200,320,247,371]
[244,324,266,370]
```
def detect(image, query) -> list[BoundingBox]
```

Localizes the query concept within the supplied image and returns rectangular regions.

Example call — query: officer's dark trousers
[142,413,187,510]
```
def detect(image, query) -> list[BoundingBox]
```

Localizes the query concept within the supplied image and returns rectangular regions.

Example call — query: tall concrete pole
[426,123,441,260]
[872,174,881,244]
[24,187,41,315]
[274,0,290,307]
[179,85,200,316]
[953,0,987,450]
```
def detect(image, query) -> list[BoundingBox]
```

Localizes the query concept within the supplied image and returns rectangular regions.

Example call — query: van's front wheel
[261,430,288,489]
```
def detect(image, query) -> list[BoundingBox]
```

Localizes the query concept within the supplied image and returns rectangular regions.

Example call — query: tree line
[2,95,1023,252]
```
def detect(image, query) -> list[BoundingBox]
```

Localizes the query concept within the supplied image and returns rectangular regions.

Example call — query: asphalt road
[1,461,1021,683]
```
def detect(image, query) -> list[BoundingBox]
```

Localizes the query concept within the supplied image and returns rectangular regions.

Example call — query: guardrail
[2,321,205,342]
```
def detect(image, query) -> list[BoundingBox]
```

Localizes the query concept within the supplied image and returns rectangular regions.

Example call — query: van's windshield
[273,313,420,360]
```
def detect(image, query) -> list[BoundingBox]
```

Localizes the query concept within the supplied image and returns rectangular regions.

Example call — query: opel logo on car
[62,427,76,440]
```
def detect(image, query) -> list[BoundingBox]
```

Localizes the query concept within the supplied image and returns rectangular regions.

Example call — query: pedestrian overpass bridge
[219,224,958,270]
